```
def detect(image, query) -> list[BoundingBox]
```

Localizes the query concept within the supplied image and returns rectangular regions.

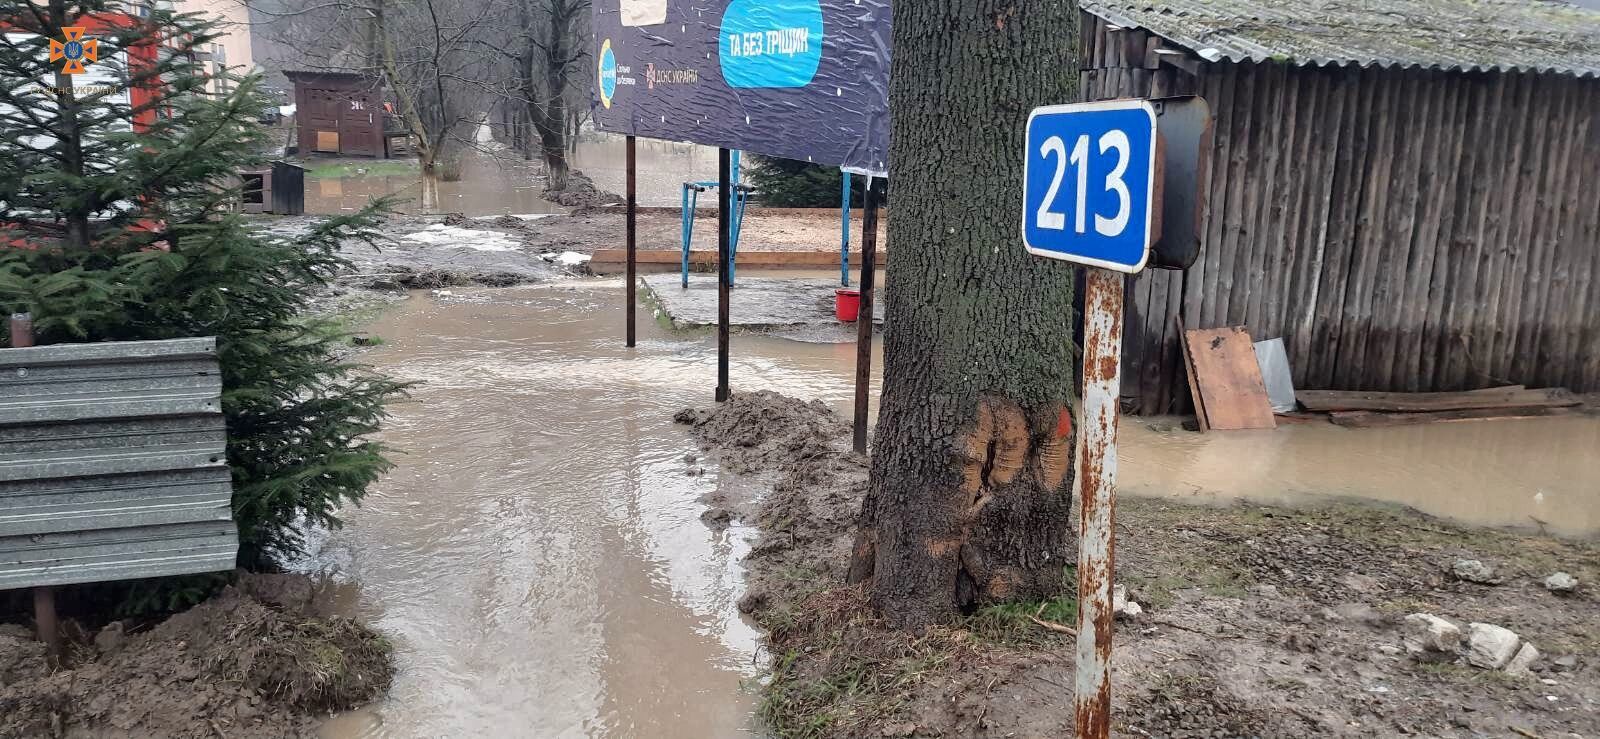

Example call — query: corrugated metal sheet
[0,338,238,589]
[1081,0,1600,78]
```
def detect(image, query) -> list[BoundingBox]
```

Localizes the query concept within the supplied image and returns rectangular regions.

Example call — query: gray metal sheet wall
[0,338,239,589]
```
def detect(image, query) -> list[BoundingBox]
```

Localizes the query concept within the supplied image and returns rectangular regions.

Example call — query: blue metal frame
[839,171,852,286]
[682,151,751,288]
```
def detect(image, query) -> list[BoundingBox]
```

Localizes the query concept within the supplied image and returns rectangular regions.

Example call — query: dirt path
[0,574,391,739]
[678,391,1600,738]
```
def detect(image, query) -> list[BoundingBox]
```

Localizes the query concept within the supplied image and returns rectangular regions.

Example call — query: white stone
[1112,584,1144,621]
[1452,559,1498,584]
[1466,622,1522,669]
[1404,613,1462,653]
[1505,642,1541,677]
[1544,572,1579,594]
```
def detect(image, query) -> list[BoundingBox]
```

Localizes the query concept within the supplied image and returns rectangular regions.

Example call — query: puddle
[310,280,881,738]
[1121,416,1600,536]
[310,277,1596,737]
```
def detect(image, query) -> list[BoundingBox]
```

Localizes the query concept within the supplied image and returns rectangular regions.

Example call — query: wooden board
[1296,386,1577,413]
[1177,317,1209,432]
[1328,406,1579,428]
[1182,326,1276,431]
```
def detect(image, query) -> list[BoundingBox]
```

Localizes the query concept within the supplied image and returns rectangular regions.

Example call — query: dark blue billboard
[592,0,891,175]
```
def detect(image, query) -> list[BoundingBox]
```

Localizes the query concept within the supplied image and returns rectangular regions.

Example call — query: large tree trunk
[536,26,571,191]
[847,0,1081,629]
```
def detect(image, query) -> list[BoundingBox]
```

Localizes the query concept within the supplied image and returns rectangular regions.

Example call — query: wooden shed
[1076,0,1600,414]
[284,70,385,158]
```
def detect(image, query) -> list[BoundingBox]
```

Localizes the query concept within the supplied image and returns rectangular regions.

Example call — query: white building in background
[172,0,257,93]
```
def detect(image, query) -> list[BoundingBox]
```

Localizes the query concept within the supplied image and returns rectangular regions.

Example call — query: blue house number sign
[1022,99,1157,273]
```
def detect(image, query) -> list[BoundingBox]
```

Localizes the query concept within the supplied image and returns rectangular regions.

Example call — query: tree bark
[535,9,571,191]
[847,0,1081,629]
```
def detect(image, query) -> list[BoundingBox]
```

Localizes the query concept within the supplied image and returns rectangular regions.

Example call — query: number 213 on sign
[1022,100,1157,273]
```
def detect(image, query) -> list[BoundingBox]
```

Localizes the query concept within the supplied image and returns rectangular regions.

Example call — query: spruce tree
[0,0,406,578]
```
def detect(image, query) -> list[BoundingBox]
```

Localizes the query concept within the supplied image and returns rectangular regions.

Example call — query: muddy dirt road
[304,278,1595,737]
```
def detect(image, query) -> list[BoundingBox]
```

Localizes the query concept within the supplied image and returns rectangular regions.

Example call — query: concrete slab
[641,274,884,343]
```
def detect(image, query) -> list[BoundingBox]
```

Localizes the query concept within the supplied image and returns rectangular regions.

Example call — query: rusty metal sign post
[1022,97,1209,737]
[1071,268,1124,734]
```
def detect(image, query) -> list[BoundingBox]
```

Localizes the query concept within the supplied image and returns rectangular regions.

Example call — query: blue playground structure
[681,156,862,288]
[681,151,752,287]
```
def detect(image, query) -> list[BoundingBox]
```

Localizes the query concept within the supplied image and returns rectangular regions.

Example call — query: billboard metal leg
[1073,267,1124,739]
[851,182,880,455]
[716,148,731,402]
[626,135,637,348]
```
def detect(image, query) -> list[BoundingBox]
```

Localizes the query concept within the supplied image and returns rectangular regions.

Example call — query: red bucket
[835,288,861,322]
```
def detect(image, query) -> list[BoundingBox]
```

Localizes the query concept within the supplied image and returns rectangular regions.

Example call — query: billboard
[592,0,891,175]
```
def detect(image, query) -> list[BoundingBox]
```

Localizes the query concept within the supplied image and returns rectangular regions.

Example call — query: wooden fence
[1079,11,1600,415]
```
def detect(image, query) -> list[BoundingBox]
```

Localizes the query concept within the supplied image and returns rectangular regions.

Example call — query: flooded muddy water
[570,136,729,207]
[303,136,727,217]
[309,279,881,739]
[1121,415,1600,537]
[311,277,1596,736]
[303,155,564,217]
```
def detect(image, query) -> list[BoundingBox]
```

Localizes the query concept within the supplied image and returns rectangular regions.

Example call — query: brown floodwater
[1122,417,1600,535]
[312,278,1596,737]
[310,279,881,739]
[303,136,726,217]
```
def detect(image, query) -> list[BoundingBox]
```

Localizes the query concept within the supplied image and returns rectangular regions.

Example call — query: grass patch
[1411,661,1524,689]
[306,160,418,179]
[968,594,1079,646]
[759,622,959,739]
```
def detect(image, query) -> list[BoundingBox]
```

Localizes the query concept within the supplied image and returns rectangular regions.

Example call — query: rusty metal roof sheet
[0,338,237,589]
[1081,0,1600,78]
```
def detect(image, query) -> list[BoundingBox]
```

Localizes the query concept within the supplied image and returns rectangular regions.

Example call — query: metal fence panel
[0,337,238,589]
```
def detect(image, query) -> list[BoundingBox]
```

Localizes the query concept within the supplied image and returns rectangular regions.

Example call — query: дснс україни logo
[50,26,99,75]
[598,39,618,108]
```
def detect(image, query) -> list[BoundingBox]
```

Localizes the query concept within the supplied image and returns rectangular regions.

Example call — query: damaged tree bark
[846,0,1081,628]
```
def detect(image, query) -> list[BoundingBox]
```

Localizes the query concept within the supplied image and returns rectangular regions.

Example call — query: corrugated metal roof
[0,338,238,589]
[1081,0,1600,78]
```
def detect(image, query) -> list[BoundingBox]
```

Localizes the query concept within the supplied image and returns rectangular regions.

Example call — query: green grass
[305,160,419,179]
[759,633,954,739]
[968,593,1080,646]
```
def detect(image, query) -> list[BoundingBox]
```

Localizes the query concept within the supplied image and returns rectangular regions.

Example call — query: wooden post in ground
[10,312,58,661]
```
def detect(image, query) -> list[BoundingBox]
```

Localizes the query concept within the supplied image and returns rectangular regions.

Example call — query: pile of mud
[675,391,865,615]
[0,574,392,739]
[543,170,624,208]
